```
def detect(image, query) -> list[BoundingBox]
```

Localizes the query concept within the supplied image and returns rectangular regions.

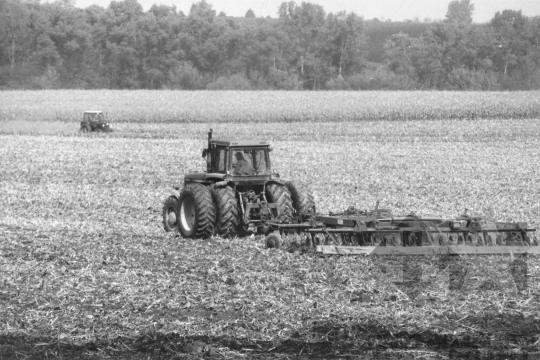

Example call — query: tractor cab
[201,129,274,183]
[230,148,270,176]
[83,111,106,123]
[205,142,271,176]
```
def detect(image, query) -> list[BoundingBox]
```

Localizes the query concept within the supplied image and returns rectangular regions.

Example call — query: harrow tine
[476,233,485,246]
[486,233,495,246]
[422,231,433,246]
[322,229,338,245]
[313,233,324,246]
[306,233,314,246]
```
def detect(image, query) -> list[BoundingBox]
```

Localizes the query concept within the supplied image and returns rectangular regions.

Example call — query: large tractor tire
[178,184,215,239]
[285,181,316,215]
[162,196,179,232]
[211,185,239,238]
[265,183,294,218]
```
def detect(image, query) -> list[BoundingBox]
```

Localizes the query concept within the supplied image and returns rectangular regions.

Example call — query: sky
[73,0,540,23]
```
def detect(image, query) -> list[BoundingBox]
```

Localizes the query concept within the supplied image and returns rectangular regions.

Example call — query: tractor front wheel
[178,184,216,239]
[162,196,179,232]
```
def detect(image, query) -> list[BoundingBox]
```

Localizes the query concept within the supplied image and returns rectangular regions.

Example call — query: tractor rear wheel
[285,181,316,214]
[80,123,91,132]
[212,185,239,238]
[162,196,179,232]
[178,184,215,239]
[265,183,294,218]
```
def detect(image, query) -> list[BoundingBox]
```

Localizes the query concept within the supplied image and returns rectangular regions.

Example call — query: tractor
[80,111,113,132]
[162,129,316,238]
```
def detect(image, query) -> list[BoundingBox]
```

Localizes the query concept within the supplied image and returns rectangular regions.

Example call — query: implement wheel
[178,184,216,239]
[285,181,316,214]
[266,233,282,249]
[212,185,239,238]
[162,196,179,232]
[266,183,294,218]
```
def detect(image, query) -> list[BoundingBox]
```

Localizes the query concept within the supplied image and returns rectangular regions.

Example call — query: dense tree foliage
[445,0,474,24]
[0,0,539,90]
[364,20,430,63]
[383,8,540,90]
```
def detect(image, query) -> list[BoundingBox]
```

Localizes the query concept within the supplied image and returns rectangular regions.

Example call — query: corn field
[1,90,540,123]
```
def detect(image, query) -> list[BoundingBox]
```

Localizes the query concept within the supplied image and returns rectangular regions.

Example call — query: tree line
[1,0,539,90]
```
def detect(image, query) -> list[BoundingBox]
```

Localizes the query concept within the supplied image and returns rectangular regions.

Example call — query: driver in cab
[233,152,255,175]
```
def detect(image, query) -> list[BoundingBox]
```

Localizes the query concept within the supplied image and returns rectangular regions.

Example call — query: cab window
[215,148,227,173]
[231,148,269,176]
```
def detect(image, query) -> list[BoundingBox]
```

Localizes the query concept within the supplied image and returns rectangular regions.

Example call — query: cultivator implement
[265,206,540,255]
[265,206,539,294]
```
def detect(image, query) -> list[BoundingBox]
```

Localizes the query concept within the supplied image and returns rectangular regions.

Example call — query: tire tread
[212,186,239,238]
[265,183,294,217]
[285,181,316,214]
